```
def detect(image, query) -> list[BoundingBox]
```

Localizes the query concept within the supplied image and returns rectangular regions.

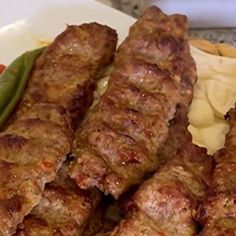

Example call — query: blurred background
[99,0,236,46]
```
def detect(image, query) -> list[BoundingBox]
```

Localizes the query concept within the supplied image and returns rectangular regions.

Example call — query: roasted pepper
[0,47,45,128]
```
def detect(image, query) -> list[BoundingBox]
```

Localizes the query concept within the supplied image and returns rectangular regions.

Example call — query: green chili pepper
[0,47,45,128]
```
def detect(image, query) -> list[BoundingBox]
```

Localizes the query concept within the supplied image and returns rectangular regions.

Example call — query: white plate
[0,0,135,65]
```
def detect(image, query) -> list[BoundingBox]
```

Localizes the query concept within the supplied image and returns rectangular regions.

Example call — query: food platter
[2,0,236,153]
[0,1,236,235]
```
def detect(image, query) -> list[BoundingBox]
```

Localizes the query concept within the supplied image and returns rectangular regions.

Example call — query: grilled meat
[70,6,197,199]
[7,23,117,129]
[105,8,211,235]
[15,163,101,236]
[110,143,212,236]
[0,103,72,236]
[157,104,192,166]
[198,217,236,236]
[96,109,192,236]
[110,209,160,236]
[196,107,236,235]
[0,23,117,235]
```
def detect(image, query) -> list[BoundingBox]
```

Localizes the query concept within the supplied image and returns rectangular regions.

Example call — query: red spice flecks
[42,160,53,169]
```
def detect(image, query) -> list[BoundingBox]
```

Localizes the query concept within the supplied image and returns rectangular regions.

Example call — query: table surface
[98,0,236,46]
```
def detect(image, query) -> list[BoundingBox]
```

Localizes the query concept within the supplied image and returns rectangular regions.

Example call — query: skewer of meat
[156,104,192,166]
[110,142,212,236]
[111,101,211,236]
[6,23,117,129]
[94,104,193,236]
[109,76,212,236]
[107,7,214,235]
[0,103,72,236]
[70,6,197,199]
[0,23,117,236]
[196,107,236,235]
[15,162,102,236]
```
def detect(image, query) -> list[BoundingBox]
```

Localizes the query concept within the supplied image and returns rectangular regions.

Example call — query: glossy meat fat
[70,6,197,199]
[0,23,117,235]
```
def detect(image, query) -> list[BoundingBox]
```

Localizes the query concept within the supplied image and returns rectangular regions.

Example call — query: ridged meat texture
[15,163,101,236]
[0,23,117,236]
[111,143,212,236]
[110,210,161,236]
[196,106,236,235]
[156,104,192,166]
[70,6,197,198]
[95,104,192,236]
[8,23,117,129]
[0,103,72,236]
[198,218,236,236]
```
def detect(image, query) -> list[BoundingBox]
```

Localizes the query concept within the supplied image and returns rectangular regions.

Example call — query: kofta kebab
[0,23,117,235]
[70,6,197,199]
[0,6,234,236]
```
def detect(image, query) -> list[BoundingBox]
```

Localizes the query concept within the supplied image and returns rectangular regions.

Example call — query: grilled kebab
[0,23,117,235]
[110,142,212,236]
[109,66,211,236]
[106,7,213,235]
[70,6,197,199]
[7,23,117,129]
[15,162,102,236]
[196,107,236,235]
[94,104,193,236]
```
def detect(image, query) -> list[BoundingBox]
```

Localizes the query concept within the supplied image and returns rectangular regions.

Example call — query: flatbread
[190,39,236,58]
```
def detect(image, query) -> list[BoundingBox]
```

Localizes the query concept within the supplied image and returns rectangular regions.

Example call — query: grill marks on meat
[107,7,208,235]
[111,143,212,236]
[116,7,196,107]
[156,104,192,166]
[196,107,236,235]
[110,210,161,236]
[8,23,117,129]
[107,105,192,235]
[0,24,118,236]
[0,104,72,236]
[70,6,197,199]
[15,163,101,236]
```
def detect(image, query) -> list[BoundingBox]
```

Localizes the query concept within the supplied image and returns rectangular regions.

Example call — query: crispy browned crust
[8,23,118,129]
[0,103,72,236]
[111,143,212,236]
[70,6,197,199]
[106,7,210,234]
[110,209,160,236]
[100,105,192,236]
[15,163,101,236]
[0,24,117,235]
[198,217,236,236]
[156,104,192,166]
[196,106,236,235]
[156,105,214,186]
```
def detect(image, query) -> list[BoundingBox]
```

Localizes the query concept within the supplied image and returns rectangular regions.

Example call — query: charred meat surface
[70,6,197,199]
[0,103,72,236]
[107,7,210,235]
[110,143,212,236]
[156,104,192,166]
[110,209,160,236]
[196,107,236,235]
[0,23,117,236]
[7,23,117,129]
[15,163,101,236]
[96,103,192,236]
